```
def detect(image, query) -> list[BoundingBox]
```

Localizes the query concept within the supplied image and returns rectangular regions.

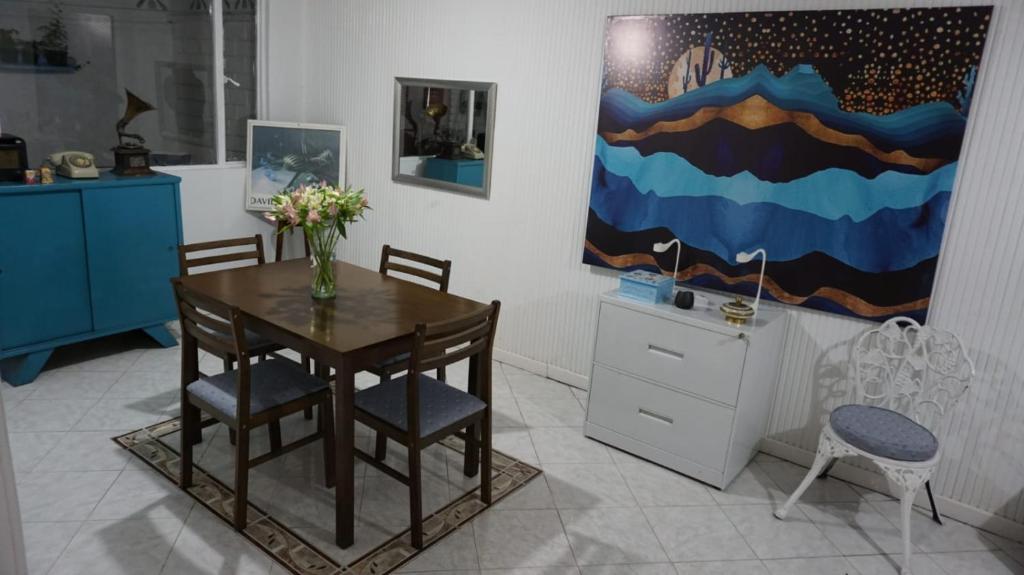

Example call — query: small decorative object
[39,165,54,184]
[618,270,673,304]
[22,168,37,184]
[0,132,28,182]
[674,290,694,310]
[653,239,682,283]
[112,89,156,176]
[720,296,755,325]
[735,248,767,324]
[266,183,369,299]
[246,121,346,212]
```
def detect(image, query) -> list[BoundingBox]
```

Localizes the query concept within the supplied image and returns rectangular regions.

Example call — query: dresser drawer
[587,365,734,471]
[595,302,746,405]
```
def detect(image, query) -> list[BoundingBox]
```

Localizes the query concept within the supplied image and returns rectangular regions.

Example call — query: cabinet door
[0,191,93,350]
[82,184,180,331]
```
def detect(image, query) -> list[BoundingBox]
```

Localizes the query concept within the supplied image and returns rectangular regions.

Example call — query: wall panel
[301,0,1024,530]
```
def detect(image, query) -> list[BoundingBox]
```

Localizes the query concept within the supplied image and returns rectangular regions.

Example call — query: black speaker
[674,290,694,309]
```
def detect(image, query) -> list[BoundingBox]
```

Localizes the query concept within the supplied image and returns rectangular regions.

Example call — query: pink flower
[328,203,339,217]
[360,197,369,208]
[308,210,321,224]
[289,214,300,226]
[264,213,276,222]
[283,203,298,221]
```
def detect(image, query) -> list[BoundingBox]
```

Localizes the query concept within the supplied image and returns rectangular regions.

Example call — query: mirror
[392,78,496,198]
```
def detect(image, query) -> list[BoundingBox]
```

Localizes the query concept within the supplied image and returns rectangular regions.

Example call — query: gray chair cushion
[830,405,938,462]
[354,373,485,438]
[197,325,279,354]
[371,352,410,374]
[188,358,328,418]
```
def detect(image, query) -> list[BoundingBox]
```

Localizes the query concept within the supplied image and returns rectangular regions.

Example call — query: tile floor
[3,331,1023,575]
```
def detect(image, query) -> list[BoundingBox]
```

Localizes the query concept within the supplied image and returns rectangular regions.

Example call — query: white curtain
[0,392,27,575]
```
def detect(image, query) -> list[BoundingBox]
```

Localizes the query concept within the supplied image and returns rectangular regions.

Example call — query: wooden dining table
[177,258,489,547]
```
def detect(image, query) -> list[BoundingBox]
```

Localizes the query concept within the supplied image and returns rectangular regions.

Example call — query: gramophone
[112,89,156,176]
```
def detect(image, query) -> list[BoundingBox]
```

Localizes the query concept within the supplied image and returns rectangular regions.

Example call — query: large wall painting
[583,8,992,322]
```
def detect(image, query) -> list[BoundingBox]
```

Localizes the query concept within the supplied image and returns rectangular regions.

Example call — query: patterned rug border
[112,417,543,575]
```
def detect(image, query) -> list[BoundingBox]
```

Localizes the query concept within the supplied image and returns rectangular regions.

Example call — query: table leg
[335,355,355,548]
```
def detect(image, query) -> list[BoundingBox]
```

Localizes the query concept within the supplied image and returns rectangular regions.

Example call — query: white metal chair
[774,316,974,575]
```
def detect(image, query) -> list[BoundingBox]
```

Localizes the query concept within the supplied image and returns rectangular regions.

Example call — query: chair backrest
[273,220,311,263]
[171,279,253,419]
[379,245,452,292]
[178,235,266,276]
[853,316,974,432]
[403,301,500,438]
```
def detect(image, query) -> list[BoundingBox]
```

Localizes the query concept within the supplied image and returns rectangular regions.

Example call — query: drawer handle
[638,408,674,426]
[647,344,685,361]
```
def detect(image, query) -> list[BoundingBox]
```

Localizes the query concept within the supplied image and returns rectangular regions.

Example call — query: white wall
[299,0,1024,538]
[0,395,26,575]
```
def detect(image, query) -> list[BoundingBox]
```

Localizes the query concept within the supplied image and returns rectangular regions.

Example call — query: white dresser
[584,290,788,489]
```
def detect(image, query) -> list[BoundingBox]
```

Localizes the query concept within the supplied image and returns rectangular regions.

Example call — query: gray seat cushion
[197,325,279,354]
[830,405,938,462]
[187,358,328,418]
[371,352,411,374]
[354,373,485,438]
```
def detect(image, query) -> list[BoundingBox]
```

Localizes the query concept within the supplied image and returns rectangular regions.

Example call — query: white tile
[480,569,578,575]
[104,370,180,399]
[493,429,539,465]
[27,370,122,400]
[48,517,183,575]
[644,505,756,562]
[2,382,36,406]
[559,507,669,565]
[798,501,905,555]
[360,471,452,533]
[397,523,479,573]
[756,459,861,503]
[929,550,1024,575]
[673,560,770,575]
[581,565,676,575]
[89,468,195,521]
[617,461,716,507]
[869,500,998,553]
[62,349,145,372]
[543,463,637,508]
[492,475,556,511]
[21,521,82,575]
[161,508,274,575]
[6,399,96,432]
[491,393,527,428]
[129,347,185,372]
[761,556,860,575]
[517,397,585,428]
[502,366,576,401]
[982,533,1024,567]
[530,428,611,464]
[721,504,839,560]
[8,432,64,473]
[846,553,947,575]
[73,397,170,431]
[34,430,133,472]
[709,465,786,507]
[17,470,120,521]
[473,509,575,569]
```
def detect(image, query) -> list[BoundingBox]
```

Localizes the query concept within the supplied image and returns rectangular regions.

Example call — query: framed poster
[245,120,346,211]
[582,8,992,323]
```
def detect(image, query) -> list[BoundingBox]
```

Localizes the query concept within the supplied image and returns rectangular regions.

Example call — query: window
[0,0,257,167]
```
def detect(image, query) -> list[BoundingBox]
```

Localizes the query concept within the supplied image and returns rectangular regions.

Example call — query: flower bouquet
[266,183,369,299]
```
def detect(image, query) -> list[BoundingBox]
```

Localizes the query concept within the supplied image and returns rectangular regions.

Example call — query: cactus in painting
[693,32,716,88]
[718,55,730,79]
[681,50,692,93]
[957,65,977,116]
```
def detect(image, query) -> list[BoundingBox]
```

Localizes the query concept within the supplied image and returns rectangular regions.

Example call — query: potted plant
[36,1,68,67]
[266,183,369,299]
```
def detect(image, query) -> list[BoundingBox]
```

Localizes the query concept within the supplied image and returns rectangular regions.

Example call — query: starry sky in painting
[603,7,992,115]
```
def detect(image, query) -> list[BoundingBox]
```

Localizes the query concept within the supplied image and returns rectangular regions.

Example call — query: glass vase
[306,228,338,299]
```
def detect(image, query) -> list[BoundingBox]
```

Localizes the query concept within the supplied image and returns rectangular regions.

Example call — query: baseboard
[492,348,589,391]
[760,438,1024,544]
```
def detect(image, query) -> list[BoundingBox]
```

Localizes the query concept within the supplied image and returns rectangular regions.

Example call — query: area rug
[114,417,542,574]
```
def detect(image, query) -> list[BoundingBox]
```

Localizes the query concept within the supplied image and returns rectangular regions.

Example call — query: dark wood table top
[177,259,488,355]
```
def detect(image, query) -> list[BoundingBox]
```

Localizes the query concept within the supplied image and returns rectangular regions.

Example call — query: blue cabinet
[0,172,183,385]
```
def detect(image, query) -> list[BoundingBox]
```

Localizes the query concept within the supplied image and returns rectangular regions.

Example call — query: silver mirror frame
[392,77,497,198]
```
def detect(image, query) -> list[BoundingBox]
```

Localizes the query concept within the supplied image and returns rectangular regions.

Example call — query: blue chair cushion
[830,405,938,462]
[187,358,328,418]
[354,373,485,438]
[371,352,411,374]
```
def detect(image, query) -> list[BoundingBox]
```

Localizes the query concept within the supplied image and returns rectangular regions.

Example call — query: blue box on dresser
[617,270,674,304]
[0,171,183,385]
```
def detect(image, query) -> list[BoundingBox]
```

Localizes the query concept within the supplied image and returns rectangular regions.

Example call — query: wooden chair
[368,245,453,460]
[354,301,500,548]
[173,279,335,530]
[273,222,318,421]
[179,235,290,445]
